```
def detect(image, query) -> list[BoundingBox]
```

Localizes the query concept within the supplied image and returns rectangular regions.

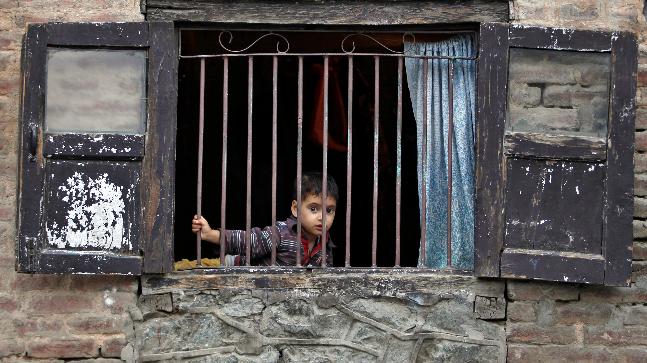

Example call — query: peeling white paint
[575,186,580,195]
[47,172,130,250]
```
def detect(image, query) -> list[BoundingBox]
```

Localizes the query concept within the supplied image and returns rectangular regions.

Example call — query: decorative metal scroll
[213,31,418,55]
[218,31,290,53]
[340,33,416,54]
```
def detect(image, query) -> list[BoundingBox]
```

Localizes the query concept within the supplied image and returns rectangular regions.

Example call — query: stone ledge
[141,270,505,301]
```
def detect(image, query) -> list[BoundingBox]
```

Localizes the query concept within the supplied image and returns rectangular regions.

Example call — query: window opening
[174,29,476,269]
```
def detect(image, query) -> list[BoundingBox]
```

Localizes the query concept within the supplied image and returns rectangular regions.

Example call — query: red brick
[580,285,647,304]
[585,326,647,346]
[507,323,578,345]
[0,294,18,312]
[100,335,126,358]
[67,315,124,335]
[0,77,18,96]
[27,338,98,358]
[639,67,647,88]
[13,274,68,291]
[0,338,23,358]
[0,30,21,50]
[554,302,613,325]
[636,154,647,173]
[637,107,647,130]
[27,293,95,315]
[103,291,137,314]
[634,219,647,239]
[507,344,611,363]
[507,301,537,322]
[0,206,12,221]
[634,242,647,260]
[14,317,64,336]
[69,275,138,292]
[507,281,579,301]
[637,87,647,107]
[611,347,647,363]
[636,131,647,152]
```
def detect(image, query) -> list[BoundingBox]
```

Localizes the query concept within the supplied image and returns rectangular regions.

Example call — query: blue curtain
[405,35,476,269]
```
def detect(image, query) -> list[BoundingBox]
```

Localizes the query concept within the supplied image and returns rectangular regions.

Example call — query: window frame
[16,22,177,274]
[473,23,637,286]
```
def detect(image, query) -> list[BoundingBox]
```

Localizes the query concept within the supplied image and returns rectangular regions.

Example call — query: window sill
[141,268,503,298]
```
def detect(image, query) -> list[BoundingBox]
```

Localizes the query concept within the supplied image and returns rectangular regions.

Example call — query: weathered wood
[47,22,149,47]
[504,132,606,161]
[504,158,605,253]
[44,160,141,253]
[604,32,637,286]
[17,24,48,272]
[509,25,613,52]
[38,251,142,274]
[474,22,508,278]
[18,22,154,275]
[141,22,178,274]
[44,134,145,159]
[145,0,509,25]
[141,270,505,297]
[500,248,604,284]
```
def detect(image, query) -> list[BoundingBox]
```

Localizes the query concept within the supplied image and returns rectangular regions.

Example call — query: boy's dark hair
[292,172,339,201]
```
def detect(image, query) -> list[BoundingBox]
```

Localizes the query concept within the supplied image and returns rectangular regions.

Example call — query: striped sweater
[222,216,334,267]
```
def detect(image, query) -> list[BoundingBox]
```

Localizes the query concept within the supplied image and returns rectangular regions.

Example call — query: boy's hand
[192,215,220,244]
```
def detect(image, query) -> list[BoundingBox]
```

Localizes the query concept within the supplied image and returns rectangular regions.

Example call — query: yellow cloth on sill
[174,258,220,270]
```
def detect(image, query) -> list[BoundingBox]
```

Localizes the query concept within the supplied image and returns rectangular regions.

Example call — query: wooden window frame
[474,23,637,286]
[17,22,177,274]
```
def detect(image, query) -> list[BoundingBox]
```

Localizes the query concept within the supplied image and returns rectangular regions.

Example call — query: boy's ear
[291,200,298,218]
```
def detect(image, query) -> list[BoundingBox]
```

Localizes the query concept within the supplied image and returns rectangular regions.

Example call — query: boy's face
[291,193,336,241]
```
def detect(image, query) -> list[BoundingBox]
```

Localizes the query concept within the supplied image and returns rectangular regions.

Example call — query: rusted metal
[271,55,278,266]
[296,56,303,267]
[420,58,428,268]
[321,55,329,267]
[196,58,205,267]
[395,57,403,267]
[220,57,229,265]
[245,56,253,266]
[447,61,453,268]
[372,56,379,267]
[181,53,476,60]
[345,56,353,267]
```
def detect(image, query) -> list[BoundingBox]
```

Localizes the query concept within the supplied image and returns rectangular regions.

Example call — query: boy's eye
[326,207,336,214]
[309,206,318,213]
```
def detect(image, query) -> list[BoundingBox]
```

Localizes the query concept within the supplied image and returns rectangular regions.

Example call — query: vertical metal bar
[420,58,428,268]
[395,56,403,267]
[345,56,353,267]
[245,56,253,266]
[196,58,205,267]
[321,55,329,267]
[372,56,379,268]
[446,61,454,268]
[271,56,278,266]
[220,57,229,265]
[296,56,303,267]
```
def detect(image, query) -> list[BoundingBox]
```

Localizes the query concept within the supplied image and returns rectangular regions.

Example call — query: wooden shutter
[474,23,637,286]
[17,22,177,274]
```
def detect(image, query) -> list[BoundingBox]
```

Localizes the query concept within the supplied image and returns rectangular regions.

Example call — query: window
[174,29,476,269]
[16,22,637,286]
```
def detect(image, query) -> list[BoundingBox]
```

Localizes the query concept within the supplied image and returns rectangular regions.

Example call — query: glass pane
[46,49,146,134]
[507,48,610,138]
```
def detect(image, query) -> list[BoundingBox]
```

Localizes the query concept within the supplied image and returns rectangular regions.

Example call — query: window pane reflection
[507,48,610,139]
[46,49,146,134]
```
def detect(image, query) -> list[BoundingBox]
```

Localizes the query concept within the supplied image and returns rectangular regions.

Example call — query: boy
[191,172,338,267]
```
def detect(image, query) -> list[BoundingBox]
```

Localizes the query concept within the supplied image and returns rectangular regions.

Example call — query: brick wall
[0,0,142,360]
[507,1,647,362]
[2,1,647,362]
